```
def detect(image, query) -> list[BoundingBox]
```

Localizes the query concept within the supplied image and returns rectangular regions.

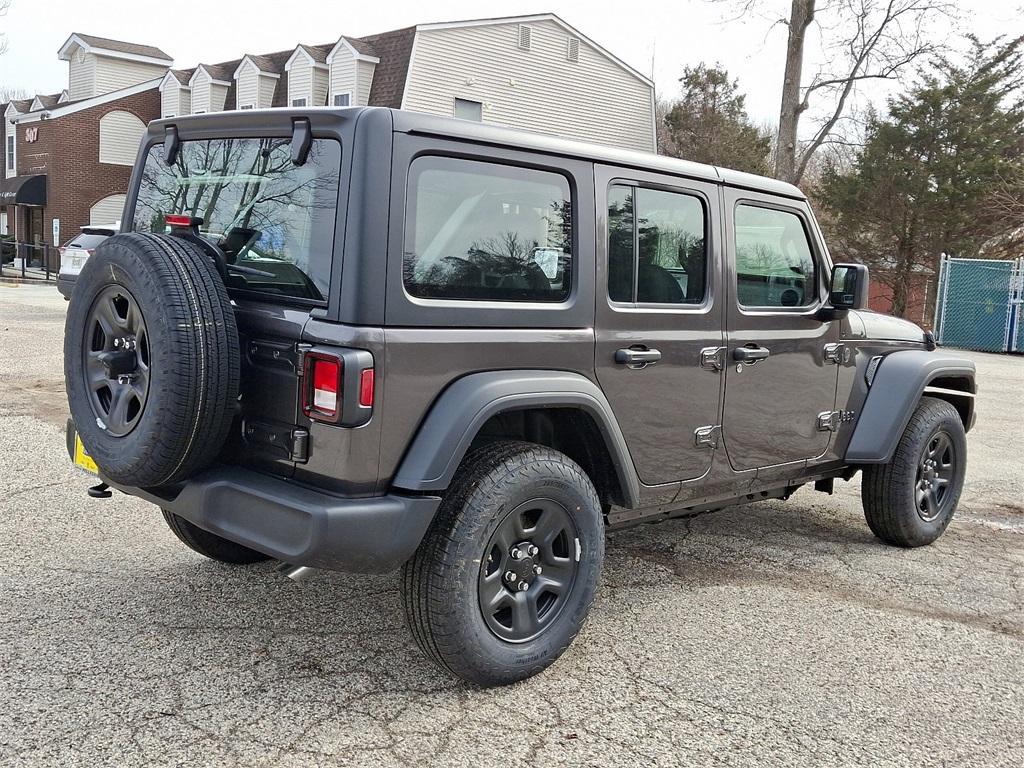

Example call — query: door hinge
[823,342,849,365]
[817,410,855,432]
[694,424,722,448]
[700,346,726,372]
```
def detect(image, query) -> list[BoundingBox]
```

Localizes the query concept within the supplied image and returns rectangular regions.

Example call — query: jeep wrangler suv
[64,107,976,687]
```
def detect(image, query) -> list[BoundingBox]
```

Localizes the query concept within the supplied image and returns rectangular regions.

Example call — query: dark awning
[0,174,47,206]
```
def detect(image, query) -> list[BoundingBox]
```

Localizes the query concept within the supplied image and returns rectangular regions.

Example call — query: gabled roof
[233,49,292,80]
[4,99,33,115]
[58,32,172,65]
[190,61,241,87]
[327,36,380,64]
[285,43,334,70]
[161,69,195,88]
[10,79,162,124]
[30,93,62,111]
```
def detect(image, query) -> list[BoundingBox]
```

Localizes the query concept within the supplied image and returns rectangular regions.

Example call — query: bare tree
[0,0,12,58]
[720,1,953,184]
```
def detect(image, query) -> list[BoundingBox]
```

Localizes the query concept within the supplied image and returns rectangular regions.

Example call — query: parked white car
[57,224,118,299]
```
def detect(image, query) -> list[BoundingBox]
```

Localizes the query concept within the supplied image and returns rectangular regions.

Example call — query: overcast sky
[2,0,1022,130]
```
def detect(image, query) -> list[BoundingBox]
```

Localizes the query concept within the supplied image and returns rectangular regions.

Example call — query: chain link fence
[933,256,1024,353]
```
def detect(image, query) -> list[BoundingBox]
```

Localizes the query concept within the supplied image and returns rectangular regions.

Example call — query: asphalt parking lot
[1,282,1022,767]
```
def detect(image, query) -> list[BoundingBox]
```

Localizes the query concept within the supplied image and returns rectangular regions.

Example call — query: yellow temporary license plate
[73,434,99,474]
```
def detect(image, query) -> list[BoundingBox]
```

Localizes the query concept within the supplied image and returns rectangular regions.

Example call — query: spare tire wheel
[65,233,240,487]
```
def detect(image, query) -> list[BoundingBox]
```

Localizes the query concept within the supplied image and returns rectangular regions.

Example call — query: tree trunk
[775,0,815,183]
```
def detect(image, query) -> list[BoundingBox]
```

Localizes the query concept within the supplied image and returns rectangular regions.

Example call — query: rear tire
[862,396,967,547]
[161,510,270,564]
[401,441,604,687]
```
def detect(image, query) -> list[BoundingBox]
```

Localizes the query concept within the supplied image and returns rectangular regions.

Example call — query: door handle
[615,347,662,367]
[733,345,770,363]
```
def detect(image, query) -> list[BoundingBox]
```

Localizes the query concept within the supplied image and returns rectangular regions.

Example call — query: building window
[518,25,532,50]
[164,114,176,118]
[6,135,14,171]
[292,98,307,107]
[239,104,254,110]
[333,93,351,107]
[403,156,573,303]
[454,98,482,122]
[193,110,206,114]
[567,37,580,63]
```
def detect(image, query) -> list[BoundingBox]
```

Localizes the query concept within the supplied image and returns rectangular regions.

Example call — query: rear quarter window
[403,156,573,303]
[131,137,341,303]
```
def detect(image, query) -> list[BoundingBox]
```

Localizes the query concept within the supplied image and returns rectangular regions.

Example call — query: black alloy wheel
[82,284,150,437]
[915,430,957,523]
[478,498,579,643]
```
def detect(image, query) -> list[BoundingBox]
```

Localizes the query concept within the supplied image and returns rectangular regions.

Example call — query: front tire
[862,396,967,547]
[401,441,604,687]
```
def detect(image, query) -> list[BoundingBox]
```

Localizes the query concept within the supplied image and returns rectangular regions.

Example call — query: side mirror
[829,263,869,310]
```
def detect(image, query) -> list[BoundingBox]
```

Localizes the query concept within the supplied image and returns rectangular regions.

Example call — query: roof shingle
[73,33,172,62]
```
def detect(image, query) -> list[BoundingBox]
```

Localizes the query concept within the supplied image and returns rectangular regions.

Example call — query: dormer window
[333,93,351,107]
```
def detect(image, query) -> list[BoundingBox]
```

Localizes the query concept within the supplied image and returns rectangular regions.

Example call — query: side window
[404,156,572,302]
[607,184,707,305]
[734,204,817,308]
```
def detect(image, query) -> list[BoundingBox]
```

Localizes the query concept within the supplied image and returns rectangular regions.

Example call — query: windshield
[64,233,108,251]
[131,137,341,302]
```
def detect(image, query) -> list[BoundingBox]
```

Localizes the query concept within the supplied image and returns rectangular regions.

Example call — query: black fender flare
[391,370,641,507]
[845,350,976,464]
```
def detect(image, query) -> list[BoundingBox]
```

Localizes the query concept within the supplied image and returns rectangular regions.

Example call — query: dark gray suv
[63,107,976,686]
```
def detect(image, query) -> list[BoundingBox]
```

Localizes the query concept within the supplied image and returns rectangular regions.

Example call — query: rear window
[131,137,341,302]
[403,156,573,302]
[64,233,108,251]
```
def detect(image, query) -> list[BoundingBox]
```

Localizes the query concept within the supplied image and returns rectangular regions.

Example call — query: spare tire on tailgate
[65,233,240,487]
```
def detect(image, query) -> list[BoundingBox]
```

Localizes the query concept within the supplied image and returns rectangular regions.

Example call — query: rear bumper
[67,425,440,573]
[56,273,77,299]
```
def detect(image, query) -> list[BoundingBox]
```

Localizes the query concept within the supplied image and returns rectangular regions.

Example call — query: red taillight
[164,214,193,227]
[358,368,375,407]
[303,353,342,422]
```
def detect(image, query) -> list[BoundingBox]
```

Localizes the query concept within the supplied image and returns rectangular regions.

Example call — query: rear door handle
[615,347,662,366]
[733,345,770,363]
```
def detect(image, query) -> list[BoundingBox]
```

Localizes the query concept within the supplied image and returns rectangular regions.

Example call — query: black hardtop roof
[149,106,806,200]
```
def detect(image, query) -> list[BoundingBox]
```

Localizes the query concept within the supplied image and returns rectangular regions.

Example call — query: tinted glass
[132,137,341,302]
[404,156,572,302]
[735,205,816,308]
[65,233,108,250]
[607,184,707,305]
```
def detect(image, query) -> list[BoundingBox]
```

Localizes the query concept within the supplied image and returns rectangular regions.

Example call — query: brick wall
[868,271,935,328]
[13,87,160,245]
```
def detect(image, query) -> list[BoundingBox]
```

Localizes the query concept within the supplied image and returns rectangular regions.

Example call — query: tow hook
[275,562,314,582]
[87,482,112,499]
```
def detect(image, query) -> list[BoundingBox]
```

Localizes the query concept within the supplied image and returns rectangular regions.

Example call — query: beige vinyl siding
[94,57,167,96]
[330,48,356,103]
[258,75,277,108]
[191,72,211,112]
[403,20,654,152]
[90,194,127,225]
[209,83,229,112]
[312,67,329,106]
[235,65,259,108]
[288,61,312,105]
[99,110,147,165]
[69,55,96,100]
[356,60,375,106]
[161,84,182,117]
[180,88,192,115]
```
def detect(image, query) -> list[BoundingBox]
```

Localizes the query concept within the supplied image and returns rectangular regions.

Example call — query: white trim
[415,13,654,88]
[399,30,420,109]
[232,56,283,80]
[189,66,231,88]
[10,78,162,123]
[4,103,19,119]
[57,33,172,66]
[58,90,70,104]
[160,70,190,90]
[326,37,380,65]
[286,46,328,72]
[30,97,44,111]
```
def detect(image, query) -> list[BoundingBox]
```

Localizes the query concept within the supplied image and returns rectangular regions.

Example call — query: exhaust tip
[275,562,314,582]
